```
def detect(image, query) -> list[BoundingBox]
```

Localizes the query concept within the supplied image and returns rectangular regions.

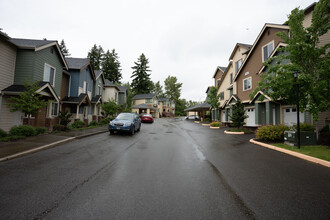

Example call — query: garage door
[246,108,255,126]
[283,108,304,126]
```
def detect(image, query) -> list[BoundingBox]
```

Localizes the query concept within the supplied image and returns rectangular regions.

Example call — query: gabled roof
[91,95,102,104]
[158,97,169,102]
[227,94,239,105]
[258,42,288,74]
[233,23,289,82]
[132,93,157,100]
[66,57,96,80]
[61,93,91,106]
[117,86,127,93]
[249,91,273,103]
[104,79,120,90]
[229,43,252,60]
[2,82,59,102]
[132,103,153,109]
[9,38,68,70]
[212,66,227,78]
[94,70,105,84]
[184,102,211,112]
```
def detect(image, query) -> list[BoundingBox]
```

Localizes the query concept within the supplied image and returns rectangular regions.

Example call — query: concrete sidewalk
[0,126,108,162]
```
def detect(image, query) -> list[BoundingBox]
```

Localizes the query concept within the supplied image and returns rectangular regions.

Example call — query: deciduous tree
[251,0,330,120]
[164,76,182,103]
[7,81,49,125]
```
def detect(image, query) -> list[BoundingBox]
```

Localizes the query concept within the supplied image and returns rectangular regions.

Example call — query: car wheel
[130,126,135,135]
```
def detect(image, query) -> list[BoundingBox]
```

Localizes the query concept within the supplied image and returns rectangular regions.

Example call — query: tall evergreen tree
[164,75,183,103]
[130,53,153,95]
[59,39,70,57]
[87,44,104,70]
[102,49,122,83]
[230,100,247,129]
[152,81,164,98]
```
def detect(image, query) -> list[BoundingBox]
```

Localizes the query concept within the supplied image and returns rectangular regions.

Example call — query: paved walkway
[0,126,108,161]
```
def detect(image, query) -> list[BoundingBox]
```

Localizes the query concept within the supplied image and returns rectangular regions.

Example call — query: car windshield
[143,114,152,117]
[116,113,134,121]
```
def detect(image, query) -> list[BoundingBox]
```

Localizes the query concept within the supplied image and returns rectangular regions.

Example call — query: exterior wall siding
[102,87,119,103]
[0,39,16,91]
[69,71,80,97]
[14,49,35,85]
[34,46,64,97]
[79,66,93,99]
[236,27,288,102]
[0,95,23,132]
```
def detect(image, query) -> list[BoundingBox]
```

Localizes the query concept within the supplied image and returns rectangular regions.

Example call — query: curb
[249,139,330,168]
[210,126,220,129]
[224,130,244,135]
[0,130,108,163]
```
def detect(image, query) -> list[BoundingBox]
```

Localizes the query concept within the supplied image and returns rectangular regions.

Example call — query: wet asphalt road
[0,118,329,219]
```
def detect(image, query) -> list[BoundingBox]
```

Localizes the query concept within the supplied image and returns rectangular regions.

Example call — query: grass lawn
[272,143,330,162]
[228,128,254,133]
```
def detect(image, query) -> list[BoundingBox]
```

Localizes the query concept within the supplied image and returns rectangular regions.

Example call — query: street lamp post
[294,71,300,149]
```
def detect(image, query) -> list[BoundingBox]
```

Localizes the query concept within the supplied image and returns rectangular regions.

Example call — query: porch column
[76,105,79,119]
[255,103,260,125]
[265,101,273,125]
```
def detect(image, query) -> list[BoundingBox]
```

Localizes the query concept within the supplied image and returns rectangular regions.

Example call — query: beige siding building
[0,32,19,132]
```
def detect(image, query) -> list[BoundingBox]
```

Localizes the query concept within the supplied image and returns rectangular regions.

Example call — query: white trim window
[243,77,252,91]
[51,102,58,117]
[43,63,56,86]
[83,81,88,93]
[230,73,233,84]
[235,59,242,74]
[262,41,274,62]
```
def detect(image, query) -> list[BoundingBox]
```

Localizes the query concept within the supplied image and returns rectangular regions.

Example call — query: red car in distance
[141,114,154,123]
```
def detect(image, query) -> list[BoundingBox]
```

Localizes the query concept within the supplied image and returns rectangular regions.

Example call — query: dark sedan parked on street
[109,113,141,135]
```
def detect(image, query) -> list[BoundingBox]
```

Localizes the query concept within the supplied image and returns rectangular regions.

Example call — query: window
[235,59,242,74]
[98,85,101,95]
[217,79,221,87]
[220,92,224,100]
[146,98,152,104]
[83,81,88,93]
[133,100,136,105]
[43,64,56,86]
[51,102,58,116]
[230,73,233,84]
[230,89,233,96]
[262,42,274,61]
[243,77,252,91]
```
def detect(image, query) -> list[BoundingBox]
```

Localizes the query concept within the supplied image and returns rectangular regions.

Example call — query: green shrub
[59,110,73,126]
[320,124,330,133]
[89,120,98,127]
[9,125,37,137]
[35,127,46,135]
[210,121,221,127]
[99,118,111,125]
[256,124,290,141]
[292,123,315,132]
[53,124,68,131]
[71,120,85,128]
[0,128,7,137]
[0,135,25,142]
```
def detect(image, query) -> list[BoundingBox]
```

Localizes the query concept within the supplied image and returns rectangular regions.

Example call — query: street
[0,118,329,219]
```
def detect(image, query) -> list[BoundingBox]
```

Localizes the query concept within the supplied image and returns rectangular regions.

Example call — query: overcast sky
[1,0,315,101]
